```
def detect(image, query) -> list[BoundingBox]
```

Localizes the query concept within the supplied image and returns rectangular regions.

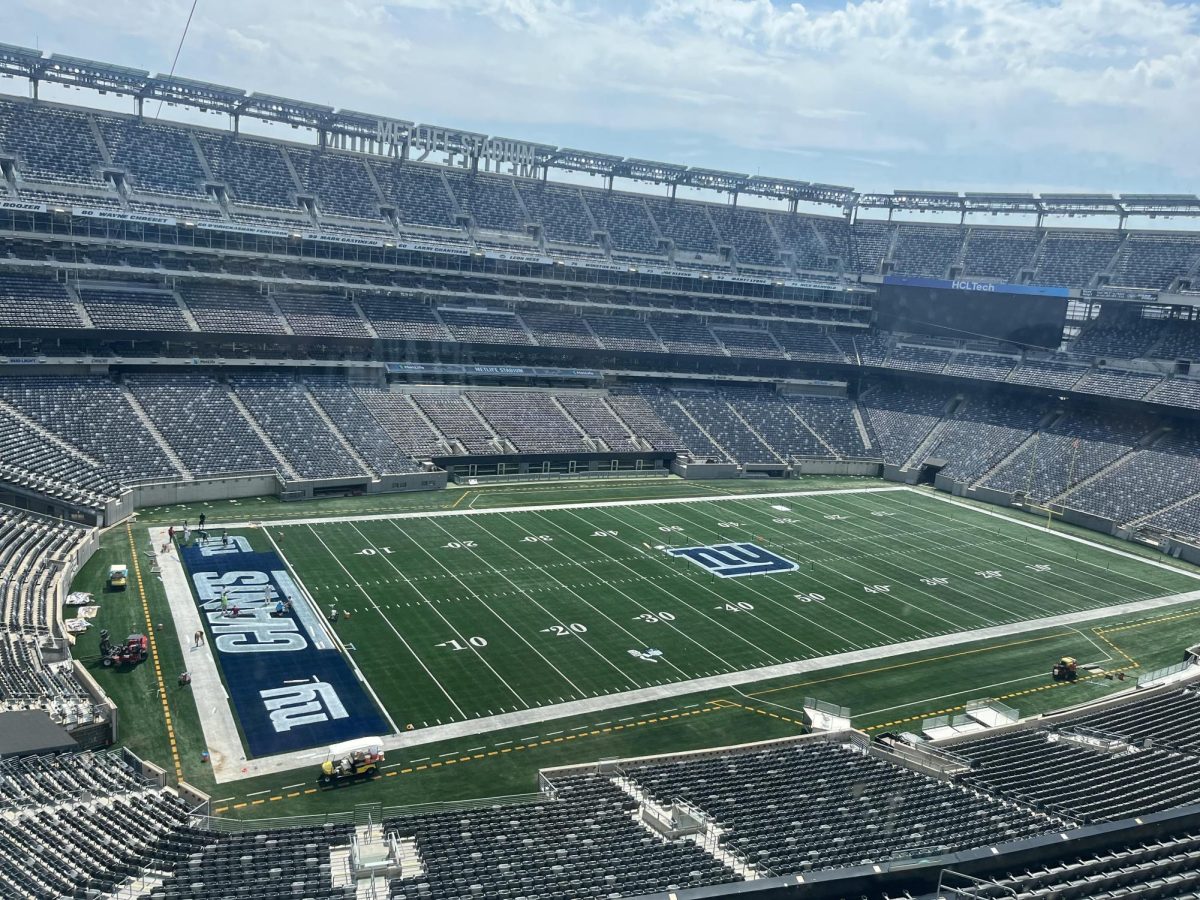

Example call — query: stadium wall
[670,459,741,479]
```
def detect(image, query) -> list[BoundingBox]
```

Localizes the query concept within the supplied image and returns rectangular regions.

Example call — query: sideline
[217,485,907,529]
[151,526,250,782]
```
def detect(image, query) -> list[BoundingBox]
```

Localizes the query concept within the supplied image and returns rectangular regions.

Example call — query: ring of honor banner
[181,540,390,757]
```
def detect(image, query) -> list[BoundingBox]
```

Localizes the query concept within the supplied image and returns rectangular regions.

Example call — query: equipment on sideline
[1052,656,1078,682]
[107,564,128,590]
[319,737,384,785]
[99,630,149,668]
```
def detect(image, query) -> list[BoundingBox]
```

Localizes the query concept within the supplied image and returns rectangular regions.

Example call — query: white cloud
[5,0,1200,192]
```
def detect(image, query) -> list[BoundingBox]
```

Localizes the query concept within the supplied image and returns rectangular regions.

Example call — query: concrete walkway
[152,527,250,782]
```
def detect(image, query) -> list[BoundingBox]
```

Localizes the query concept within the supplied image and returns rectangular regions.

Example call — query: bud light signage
[667,543,798,578]
[181,544,390,757]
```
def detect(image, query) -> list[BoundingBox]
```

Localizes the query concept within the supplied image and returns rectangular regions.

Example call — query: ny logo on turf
[260,681,348,733]
[667,543,798,578]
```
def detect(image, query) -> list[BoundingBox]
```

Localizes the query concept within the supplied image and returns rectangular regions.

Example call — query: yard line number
[436,636,488,651]
[541,623,588,637]
[634,612,677,623]
[716,601,754,612]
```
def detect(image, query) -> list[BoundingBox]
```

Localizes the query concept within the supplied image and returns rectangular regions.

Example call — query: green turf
[70,479,1200,820]
[274,486,1196,730]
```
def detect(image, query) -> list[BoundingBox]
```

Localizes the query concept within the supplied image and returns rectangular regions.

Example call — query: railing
[381,791,549,820]
[118,468,280,488]
[804,696,850,718]
[1138,659,1193,686]
[936,867,1017,900]
[192,809,356,832]
[965,698,1017,720]
[452,468,666,485]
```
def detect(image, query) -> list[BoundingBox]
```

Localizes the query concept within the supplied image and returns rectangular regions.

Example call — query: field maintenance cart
[99,629,148,668]
[1052,656,1078,682]
[318,736,384,785]
[107,564,128,590]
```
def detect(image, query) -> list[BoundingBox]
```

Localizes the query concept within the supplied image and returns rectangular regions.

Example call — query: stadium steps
[515,310,540,345]
[672,400,733,462]
[1052,450,1137,505]
[724,402,787,463]
[0,395,103,468]
[1130,487,1200,527]
[971,424,1054,490]
[787,405,841,459]
[460,392,517,454]
[303,386,375,479]
[397,393,459,455]
[600,396,654,451]
[265,292,296,334]
[224,386,301,481]
[170,289,202,332]
[640,318,670,353]
[550,394,607,451]
[706,323,733,356]
[610,775,766,882]
[902,397,963,470]
[851,402,875,452]
[63,283,94,328]
[348,295,380,339]
[116,384,192,479]
[187,131,217,181]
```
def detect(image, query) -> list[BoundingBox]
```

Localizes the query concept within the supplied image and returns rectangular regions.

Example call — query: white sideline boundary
[153,485,1200,783]
[216,485,907,529]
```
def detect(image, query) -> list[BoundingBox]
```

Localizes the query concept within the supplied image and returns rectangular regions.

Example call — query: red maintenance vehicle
[99,629,149,668]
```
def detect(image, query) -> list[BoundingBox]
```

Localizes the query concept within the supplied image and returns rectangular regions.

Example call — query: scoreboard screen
[875,276,1069,349]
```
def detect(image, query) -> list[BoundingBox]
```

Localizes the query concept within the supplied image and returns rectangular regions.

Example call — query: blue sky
[7,0,1200,198]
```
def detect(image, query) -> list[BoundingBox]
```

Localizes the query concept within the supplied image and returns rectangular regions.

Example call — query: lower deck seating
[123,373,279,476]
[951,727,1200,823]
[387,777,735,900]
[466,391,588,453]
[625,739,1052,875]
[231,375,365,479]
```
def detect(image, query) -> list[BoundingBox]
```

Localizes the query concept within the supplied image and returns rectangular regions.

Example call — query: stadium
[5,29,1200,900]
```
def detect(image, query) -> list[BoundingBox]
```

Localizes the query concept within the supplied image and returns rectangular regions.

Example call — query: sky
[6,0,1200,201]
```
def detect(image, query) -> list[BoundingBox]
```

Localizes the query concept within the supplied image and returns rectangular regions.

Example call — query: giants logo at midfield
[667,543,798,578]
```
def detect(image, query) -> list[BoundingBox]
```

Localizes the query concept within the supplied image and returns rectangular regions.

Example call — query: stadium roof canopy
[2,43,1198,220]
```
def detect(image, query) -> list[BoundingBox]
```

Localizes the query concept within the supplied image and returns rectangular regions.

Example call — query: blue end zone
[181,542,390,758]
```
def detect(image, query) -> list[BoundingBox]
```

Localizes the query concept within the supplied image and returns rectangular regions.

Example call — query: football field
[263,487,1198,732]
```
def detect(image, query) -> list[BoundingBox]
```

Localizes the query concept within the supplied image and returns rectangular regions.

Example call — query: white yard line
[303,523,467,719]
[351,521,539,706]
[217,486,907,529]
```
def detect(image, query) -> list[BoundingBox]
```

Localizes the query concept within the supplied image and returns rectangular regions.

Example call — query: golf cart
[318,737,384,785]
[107,564,128,590]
